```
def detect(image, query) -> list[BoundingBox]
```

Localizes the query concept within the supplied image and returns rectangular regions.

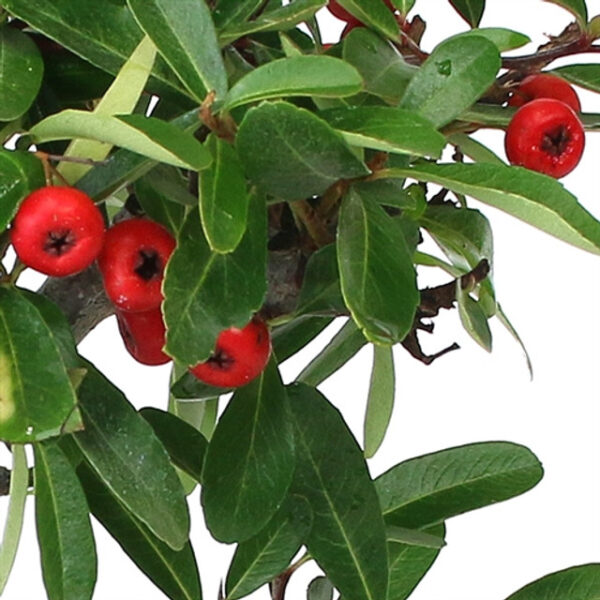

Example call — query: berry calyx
[10,186,105,277]
[508,73,581,112]
[504,98,585,179]
[98,218,175,313]
[189,319,271,388]
[116,308,170,366]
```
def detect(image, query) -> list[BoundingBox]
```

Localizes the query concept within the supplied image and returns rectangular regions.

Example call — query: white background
[1,1,600,599]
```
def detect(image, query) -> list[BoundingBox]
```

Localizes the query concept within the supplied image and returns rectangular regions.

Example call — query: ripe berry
[98,218,175,313]
[116,308,170,366]
[504,98,585,179]
[10,186,105,277]
[328,0,394,22]
[508,73,581,112]
[190,319,271,388]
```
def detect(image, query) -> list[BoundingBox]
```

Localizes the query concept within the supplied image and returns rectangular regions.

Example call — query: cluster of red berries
[9,186,270,387]
[505,73,585,178]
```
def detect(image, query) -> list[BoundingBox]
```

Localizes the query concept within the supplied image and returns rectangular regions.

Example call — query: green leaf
[343,28,417,104]
[457,283,493,351]
[337,188,419,344]
[448,132,505,165]
[236,101,369,201]
[0,27,43,120]
[505,564,600,600]
[127,0,227,102]
[272,316,335,364]
[392,0,416,15]
[448,0,485,27]
[297,319,367,387]
[0,149,45,231]
[400,34,500,128]
[139,408,207,484]
[226,495,312,599]
[202,361,295,543]
[212,0,263,29]
[222,56,363,110]
[0,287,80,443]
[77,464,202,600]
[307,577,334,600]
[73,367,190,550]
[387,162,600,255]
[320,106,445,158]
[363,345,395,458]
[496,303,534,380]
[288,383,388,600]
[335,0,400,39]
[0,445,28,595]
[164,193,267,366]
[552,64,600,93]
[200,135,249,253]
[387,524,445,549]
[376,441,543,528]
[34,441,97,600]
[170,372,229,401]
[543,0,587,25]
[464,27,531,51]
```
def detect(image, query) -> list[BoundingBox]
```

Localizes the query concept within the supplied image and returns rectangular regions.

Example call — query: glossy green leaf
[128,0,227,102]
[34,441,96,600]
[78,464,202,600]
[387,525,445,549]
[200,135,249,253]
[448,132,505,165]
[337,188,419,344]
[465,27,531,51]
[164,193,267,366]
[364,345,395,458]
[543,0,587,25]
[30,110,211,171]
[307,577,334,600]
[0,287,81,443]
[288,383,388,600]
[448,0,485,26]
[0,149,45,231]
[236,101,369,201]
[202,361,295,543]
[73,367,189,550]
[387,162,600,254]
[392,0,416,15]
[335,0,399,38]
[212,0,263,29]
[343,28,417,104]
[140,408,207,484]
[223,56,363,110]
[0,27,43,120]
[226,495,312,599]
[553,64,600,93]
[376,441,543,528]
[505,564,600,600]
[321,106,445,158]
[0,445,28,595]
[457,284,492,351]
[272,316,335,364]
[400,34,500,128]
[170,372,229,401]
[297,319,366,386]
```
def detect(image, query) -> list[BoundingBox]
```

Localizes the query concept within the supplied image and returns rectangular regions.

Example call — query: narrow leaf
[387,525,445,549]
[464,27,531,51]
[553,64,600,93]
[272,316,334,364]
[457,283,493,351]
[496,302,534,379]
[448,0,485,27]
[448,132,505,165]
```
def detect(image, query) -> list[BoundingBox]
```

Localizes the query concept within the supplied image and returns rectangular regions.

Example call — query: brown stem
[289,199,334,248]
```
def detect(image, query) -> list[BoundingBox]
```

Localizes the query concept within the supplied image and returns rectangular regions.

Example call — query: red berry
[328,0,394,22]
[508,73,581,112]
[98,218,175,313]
[189,319,271,388]
[504,98,585,179]
[10,186,105,277]
[116,308,170,366]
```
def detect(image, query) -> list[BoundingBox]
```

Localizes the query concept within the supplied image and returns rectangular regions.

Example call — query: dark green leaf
[140,408,207,483]
[223,56,363,110]
[127,0,227,102]
[170,372,230,400]
[464,27,531,51]
[448,0,485,27]
[0,27,43,120]
[457,284,493,351]
[226,495,312,599]
[73,367,190,550]
[236,101,369,201]
[400,34,500,128]
[505,564,600,600]
[78,464,202,600]
[448,132,505,165]
[297,319,366,386]
[337,188,418,344]
[307,577,334,600]
[272,316,334,363]
[34,441,96,600]
[0,287,80,443]
[288,383,388,600]
[363,345,395,458]
[343,28,417,104]
[0,149,45,231]
[543,0,587,25]
[200,135,249,253]
[388,162,600,254]
[202,361,295,543]
[320,106,445,157]
[376,441,543,528]
[335,0,399,39]
[387,524,445,549]
[164,193,267,366]
[212,0,263,29]
[552,64,600,93]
